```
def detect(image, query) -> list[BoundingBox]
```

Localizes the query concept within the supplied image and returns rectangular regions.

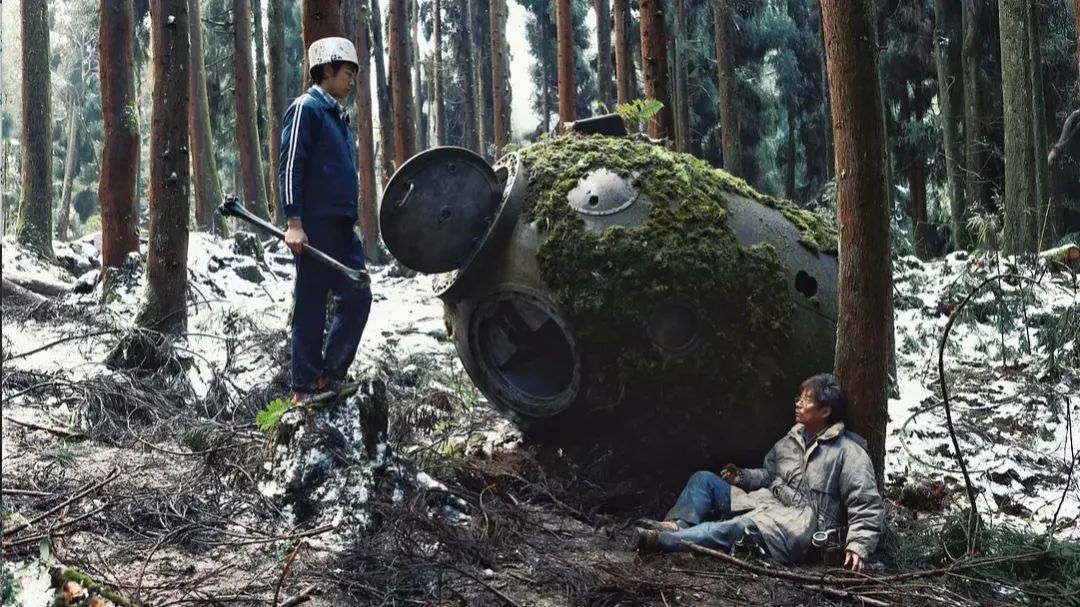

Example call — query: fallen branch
[801,584,890,607]
[279,585,319,607]
[1,277,47,305]
[2,502,109,549]
[682,541,1045,588]
[6,329,120,362]
[3,415,87,440]
[273,540,307,607]
[450,563,524,607]
[2,467,120,538]
[53,566,141,607]
[2,272,72,298]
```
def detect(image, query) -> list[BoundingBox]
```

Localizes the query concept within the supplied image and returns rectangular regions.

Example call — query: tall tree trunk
[389,0,416,166]
[556,0,577,127]
[673,0,690,151]
[16,0,53,257]
[1027,0,1052,246]
[411,0,426,150]
[138,0,191,334]
[491,0,509,155]
[267,0,287,225]
[356,0,381,260]
[253,0,269,169]
[1000,0,1038,255]
[933,0,967,249]
[467,0,489,153]
[370,0,396,182]
[234,0,271,220]
[99,0,140,271]
[785,109,796,199]
[640,0,672,139]
[962,2,989,217]
[910,86,931,259]
[822,0,892,479]
[540,13,551,134]
[58,88,81,242]
[818,0,832,181]
[713,0,740,174]
[459,0,479,150]
[613,0,633,105]
[1076,0,1080,82]
[595,0,613,109]
[433,0,445,145]
[302,0,345,86]
[189,0,226,233]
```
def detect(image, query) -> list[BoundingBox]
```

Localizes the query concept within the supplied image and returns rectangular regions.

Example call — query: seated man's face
[794,388,831,428]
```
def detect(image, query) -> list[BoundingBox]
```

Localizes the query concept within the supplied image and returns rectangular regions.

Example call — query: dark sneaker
[316,377,347,393]
[632,527,662,552]
[636,518,679,532]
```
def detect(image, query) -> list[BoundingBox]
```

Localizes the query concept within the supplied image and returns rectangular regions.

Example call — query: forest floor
[2,232,1078,606]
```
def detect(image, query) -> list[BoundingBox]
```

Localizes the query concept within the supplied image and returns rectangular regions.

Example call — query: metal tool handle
[217,196,369,288]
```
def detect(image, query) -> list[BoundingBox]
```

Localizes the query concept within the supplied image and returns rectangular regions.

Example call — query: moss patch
[517,135,802,450]
[519,135,837,253]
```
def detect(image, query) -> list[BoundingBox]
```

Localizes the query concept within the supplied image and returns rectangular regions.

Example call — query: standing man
[279,37,372,401]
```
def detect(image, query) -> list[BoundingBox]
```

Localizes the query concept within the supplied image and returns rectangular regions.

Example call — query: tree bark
[302,0,345,86]
[16,0,54,257]
[713,0,741,175]
[962,2,989,217]
[459,0,479,150]
[267,0,287,225]
[411,0,426,150]
[433,0,445,145]
[933,0,967,249]
[253,0,270,175]
[491,0,509,156]
[234,0,271,221]
[189,0,226,233]
[556,0,577,127]
[1076,0,1080,81]
[821,0,892,479]
[1027,0,1052,246]
[540,13,551,134]
[389,0,416,166]
[370,0,396,182]
[58,85,82,242]
[99,0,141,271]
[356,0,381,260]
[785,109,796,199]
[138,0,191,334]
[595,0,613,109]
[467,0,489,153]
[1000,0,1037,256]
[640,0,672,140]
[613,0,633,105]
[673,0,690,151]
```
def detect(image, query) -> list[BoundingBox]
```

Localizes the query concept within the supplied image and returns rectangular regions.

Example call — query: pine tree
[234,0,271,220]
[390,0,416,165]
[189,0,226,233]
[822,0,892,478]
[556,0,576,126]
[16,0,54,257]
[99,0,141,271]
[137,0,191,334]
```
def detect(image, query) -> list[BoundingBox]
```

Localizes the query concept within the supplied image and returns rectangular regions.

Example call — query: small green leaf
[256,399,291,432]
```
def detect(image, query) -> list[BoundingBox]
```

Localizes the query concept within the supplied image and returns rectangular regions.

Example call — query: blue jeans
[291,219,372,392]
[659,470,763,552]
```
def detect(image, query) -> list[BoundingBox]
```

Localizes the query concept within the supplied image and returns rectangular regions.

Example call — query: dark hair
[800,373,846,424]
[310,61,353,85]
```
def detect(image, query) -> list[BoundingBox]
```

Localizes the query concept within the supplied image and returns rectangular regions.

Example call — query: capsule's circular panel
[380,146,501,274]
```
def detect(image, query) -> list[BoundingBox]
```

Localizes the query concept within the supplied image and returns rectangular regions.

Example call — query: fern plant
[256,398,291,433]
[616,99,664,134]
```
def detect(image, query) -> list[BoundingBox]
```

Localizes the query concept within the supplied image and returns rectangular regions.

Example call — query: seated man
[634,374,884,572]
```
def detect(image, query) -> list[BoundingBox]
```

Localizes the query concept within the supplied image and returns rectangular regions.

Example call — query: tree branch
[1048,109,1080,167]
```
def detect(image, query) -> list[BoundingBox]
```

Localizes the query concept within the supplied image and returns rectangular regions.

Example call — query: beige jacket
[731,422,884,564]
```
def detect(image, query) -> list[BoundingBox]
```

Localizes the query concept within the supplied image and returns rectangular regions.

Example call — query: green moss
[519,135,836,253]
[518,135,801,425]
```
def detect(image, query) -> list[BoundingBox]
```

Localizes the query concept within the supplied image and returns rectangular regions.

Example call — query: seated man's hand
[843,549,866,573]
[719,463,741,487]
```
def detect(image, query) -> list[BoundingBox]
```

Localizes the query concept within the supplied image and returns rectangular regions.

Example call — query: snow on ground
[885,251,1079,538]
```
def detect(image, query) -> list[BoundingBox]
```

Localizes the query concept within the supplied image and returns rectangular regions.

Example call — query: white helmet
[308,37,359,71]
